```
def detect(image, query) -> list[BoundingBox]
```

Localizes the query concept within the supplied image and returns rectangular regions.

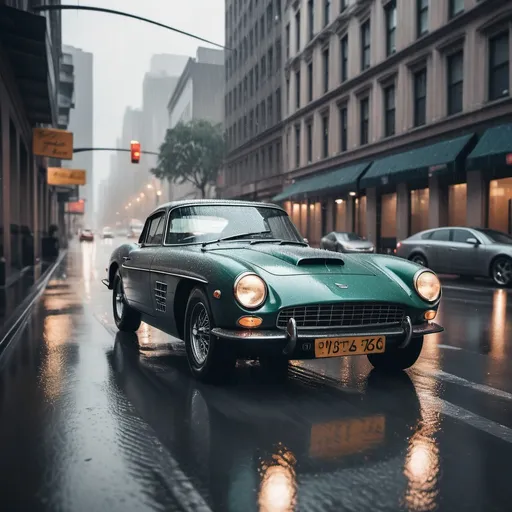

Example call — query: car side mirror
[466,237,479,245]
[303,238,309,244]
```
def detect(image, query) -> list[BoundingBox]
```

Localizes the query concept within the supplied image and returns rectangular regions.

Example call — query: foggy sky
[61,0,225,207]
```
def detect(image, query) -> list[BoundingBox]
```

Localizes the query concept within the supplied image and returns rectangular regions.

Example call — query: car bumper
[211,316,444,358]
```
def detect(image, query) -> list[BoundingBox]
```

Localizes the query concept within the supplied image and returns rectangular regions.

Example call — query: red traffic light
[130,140,141,164]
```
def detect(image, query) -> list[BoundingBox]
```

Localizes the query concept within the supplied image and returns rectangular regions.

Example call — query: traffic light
[130,140,140,164]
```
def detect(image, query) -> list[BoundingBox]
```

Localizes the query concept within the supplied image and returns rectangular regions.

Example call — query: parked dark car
[102,200,443,383]
[320,231,375,253]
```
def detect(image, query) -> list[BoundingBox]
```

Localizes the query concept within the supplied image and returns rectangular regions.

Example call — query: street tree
[151,120,226,198]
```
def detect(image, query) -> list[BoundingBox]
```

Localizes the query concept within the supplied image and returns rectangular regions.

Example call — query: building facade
[61,45,94,225]
[221,0,284,201]
[0,1,69,286]
[166,47,225,200]
[272,0,512,250]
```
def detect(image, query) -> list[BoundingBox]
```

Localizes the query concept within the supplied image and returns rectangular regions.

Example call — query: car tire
[366,336,424,372]
[491,256,512,287]
[112,270,142,332]
[410,253,428,267]
[184,287,236,383]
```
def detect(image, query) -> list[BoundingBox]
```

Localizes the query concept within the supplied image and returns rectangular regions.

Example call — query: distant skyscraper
[61,45,94,224]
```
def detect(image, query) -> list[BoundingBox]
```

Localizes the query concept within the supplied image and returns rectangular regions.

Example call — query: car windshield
[335,232,364,242]
[477,228,512,245]
[165,205,303,245]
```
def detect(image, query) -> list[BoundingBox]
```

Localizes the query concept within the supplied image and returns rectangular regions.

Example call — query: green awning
[359,134,475,189]
[467,123,512,171]
[272,162,371,202]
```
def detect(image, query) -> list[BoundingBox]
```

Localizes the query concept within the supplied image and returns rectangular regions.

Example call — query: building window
[417,0,428,37]
[295,10,301,52]
[261,56,266,81]
[360,97,369,145]
[322,114,329,158]
[339,105,348,152]
[308,0,314,41]
[340,0,347,11]
[286,24,290,58]
[449,0,464,18]
[295,125,301,167]
[268,48,273,77]
[306,122,313,163]
[322,47,329,93]
[276,38,282,68]
[324,0,331,27]
[268,145,274,173]
[361,20,371,71]
[295,70,301,109]
[414,68,427,127]
[340,35,348,82]
[489,32,510,102]
[276,87,282,121]
[267,95,273,125]
[384,85,395,137]
[307,61,313,102]
[447,51,463,115]
[385,1,396,56]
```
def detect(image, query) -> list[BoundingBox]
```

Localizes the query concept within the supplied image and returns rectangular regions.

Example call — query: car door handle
[123,256,131,261]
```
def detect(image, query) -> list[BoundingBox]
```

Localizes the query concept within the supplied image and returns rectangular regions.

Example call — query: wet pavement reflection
[0,239,511,511]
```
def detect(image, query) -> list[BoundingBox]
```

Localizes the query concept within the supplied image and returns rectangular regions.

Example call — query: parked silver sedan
[320,231,375,253]
[396,227,512,286]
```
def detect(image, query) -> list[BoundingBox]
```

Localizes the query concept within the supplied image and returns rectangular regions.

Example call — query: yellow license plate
[314,336,385,358]
[310,415,386,459]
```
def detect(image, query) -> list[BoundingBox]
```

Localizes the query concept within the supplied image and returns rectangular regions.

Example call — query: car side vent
[155,281,167,312]
[296,257,344,266]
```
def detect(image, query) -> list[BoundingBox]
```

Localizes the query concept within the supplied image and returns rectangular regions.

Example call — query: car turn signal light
[424,310,437,321]
[237,316,263,328]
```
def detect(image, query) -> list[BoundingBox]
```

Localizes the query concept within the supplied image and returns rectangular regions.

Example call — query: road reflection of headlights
[414,271,441,303]
[258,465,296,512]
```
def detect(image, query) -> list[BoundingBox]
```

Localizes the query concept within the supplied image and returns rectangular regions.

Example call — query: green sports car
[103,199,444,382]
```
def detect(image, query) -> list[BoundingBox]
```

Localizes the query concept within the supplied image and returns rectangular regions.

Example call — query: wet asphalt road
[1,240,512,512]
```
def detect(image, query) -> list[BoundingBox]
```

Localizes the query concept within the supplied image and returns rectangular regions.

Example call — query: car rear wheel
[491,256,512,287]
[366,336,424,372]
[112,270,142,332]
[184,288,236,383]
[410,254,427,267]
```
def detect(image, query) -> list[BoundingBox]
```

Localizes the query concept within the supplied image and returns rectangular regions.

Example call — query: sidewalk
[0,252,66,352]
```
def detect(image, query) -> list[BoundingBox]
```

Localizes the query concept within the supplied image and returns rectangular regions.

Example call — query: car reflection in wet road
[0,240,511,512]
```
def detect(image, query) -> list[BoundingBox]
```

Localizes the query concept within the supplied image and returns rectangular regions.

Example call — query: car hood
[207,244,376,276]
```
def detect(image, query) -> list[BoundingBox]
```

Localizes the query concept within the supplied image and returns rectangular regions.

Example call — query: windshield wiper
[249,239,308,246]
[202,230,271,247]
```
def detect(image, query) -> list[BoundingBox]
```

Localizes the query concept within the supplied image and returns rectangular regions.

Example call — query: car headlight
[414,270,441,302]
[234,273,267,309]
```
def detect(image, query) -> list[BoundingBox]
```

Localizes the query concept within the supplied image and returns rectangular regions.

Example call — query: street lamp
[155,189,162,206]
[147,184,153,189]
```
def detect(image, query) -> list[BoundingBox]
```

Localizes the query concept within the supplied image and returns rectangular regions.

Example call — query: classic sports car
[102,200,444,383]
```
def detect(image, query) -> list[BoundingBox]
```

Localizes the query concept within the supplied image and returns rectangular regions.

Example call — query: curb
[0,250,68,356]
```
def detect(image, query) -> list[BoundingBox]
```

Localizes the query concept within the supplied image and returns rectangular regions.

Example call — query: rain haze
[61,0,225,213]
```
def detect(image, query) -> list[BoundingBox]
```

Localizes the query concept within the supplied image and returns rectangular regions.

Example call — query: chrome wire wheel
[115,277,125,318]
[492,257,512,286]
[190,302,210,365]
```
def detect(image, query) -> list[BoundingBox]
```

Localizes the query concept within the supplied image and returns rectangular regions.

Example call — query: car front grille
[276,302,405,329]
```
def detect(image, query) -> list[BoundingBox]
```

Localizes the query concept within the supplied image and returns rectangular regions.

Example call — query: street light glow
[136,197,140,202]
[140,192,145,198]
[156,190,162,196]
[147,184,153,189]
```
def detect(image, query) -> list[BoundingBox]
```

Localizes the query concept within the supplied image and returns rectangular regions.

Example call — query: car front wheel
[184,288,236,383]
[112,270,142,332]
[367,336,424,372]
[491,256,512,287]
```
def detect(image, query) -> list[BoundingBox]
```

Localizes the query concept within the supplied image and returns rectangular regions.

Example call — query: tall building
[61,45,94,225]
[269,0,512,251]
[166,47,225,200]
[221,0,284,201]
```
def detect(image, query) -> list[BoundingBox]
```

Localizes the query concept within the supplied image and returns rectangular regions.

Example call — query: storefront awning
[272,162,371,202]
[0,5,53,125]
[359,134,475,189]
[466,123,512,171]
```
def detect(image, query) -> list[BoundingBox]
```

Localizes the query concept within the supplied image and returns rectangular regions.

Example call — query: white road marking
[436,344,462,350]
[415,368,512,402]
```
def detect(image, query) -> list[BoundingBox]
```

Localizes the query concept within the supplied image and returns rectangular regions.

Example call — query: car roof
[149,198,284,216]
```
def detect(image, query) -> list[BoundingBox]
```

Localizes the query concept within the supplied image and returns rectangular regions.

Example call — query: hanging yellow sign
[47,168,86,186]
[33,128,74,159]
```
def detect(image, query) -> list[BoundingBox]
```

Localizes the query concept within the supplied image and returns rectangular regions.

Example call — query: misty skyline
[61,0,225,207]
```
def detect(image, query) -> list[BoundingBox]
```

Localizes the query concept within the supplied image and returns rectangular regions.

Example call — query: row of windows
[225,140,282,187]
[226,88,282,150]
[291,29,510,168]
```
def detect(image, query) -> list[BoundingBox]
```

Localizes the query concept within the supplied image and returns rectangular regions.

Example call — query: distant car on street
[79,228,94,242]
[127,220,144,239]
[103,200,443,383]
[320,231,375,253]
[396,227,512,287]
[101,227,114,239]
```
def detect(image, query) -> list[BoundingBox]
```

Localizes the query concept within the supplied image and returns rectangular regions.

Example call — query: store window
[410,188,429,234]
[448,183,467,226]
[355,196,367,237]
[380,193,397,238]
[489,178,512,234]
